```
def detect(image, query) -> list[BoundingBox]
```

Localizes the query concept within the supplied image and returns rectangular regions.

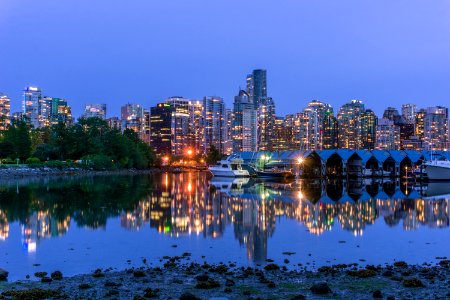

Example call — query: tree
[3,121,32,161]
[206,145,221,165]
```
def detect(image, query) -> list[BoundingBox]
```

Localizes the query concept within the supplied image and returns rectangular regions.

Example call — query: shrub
[26,157,41,165]
[82,154,115,170]
[45,160,66,170]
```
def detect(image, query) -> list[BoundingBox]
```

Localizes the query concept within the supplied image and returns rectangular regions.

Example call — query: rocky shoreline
[0,166,164,179]
[0,257,449,300]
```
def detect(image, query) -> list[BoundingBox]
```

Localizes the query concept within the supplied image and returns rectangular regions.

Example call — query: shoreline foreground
[0,258,449,299]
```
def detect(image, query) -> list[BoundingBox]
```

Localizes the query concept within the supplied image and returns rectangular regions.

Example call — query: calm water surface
[0,173,449,281]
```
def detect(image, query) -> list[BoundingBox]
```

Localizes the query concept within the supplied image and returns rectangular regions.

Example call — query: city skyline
[1,0,449,118]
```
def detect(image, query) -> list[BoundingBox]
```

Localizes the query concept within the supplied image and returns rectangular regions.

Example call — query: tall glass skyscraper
[246,69,267,110]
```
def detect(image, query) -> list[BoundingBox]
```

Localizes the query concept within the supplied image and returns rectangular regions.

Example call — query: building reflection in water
[0,174,448,261]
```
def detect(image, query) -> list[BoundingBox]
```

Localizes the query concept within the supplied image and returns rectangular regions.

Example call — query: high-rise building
[322,109,338,149]
[0,93,11,130]
[337,100,365,149]
[189,100,205,154]
[204,96,227,154]
[107,117,121,130]
[121,103,144,134]
[402,104,416,125]
[39,97,72,127]
[246,69,267,110]
[298,100,334,150]
[150,103,173,154]
[399,123,415,149]
[165,97,191,156]
[11,112,25,123]
[225,108,233,155]
[415,109,426,141]
[383,107,402,124]
[232,90,257,152]
[82,103,107,119]
[142,109,151,144]
[283,114,297,150]
[424,106,449,150]
[257,97,276,151]
[23,86,42,128]
[376,118,400,150]
[361,109,377,150]
[54,98,72,126]
[272,117,291,151]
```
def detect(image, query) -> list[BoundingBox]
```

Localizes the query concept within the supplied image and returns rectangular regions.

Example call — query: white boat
[424,160,450,180]
[208,155,250,178]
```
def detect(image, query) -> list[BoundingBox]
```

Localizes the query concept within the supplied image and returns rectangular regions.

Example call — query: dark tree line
[0,117,157,169]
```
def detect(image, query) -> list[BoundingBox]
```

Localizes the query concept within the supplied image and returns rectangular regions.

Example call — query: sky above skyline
[1,0,449,118]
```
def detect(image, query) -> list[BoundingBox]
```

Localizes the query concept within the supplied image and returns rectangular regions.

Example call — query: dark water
[0,173,448,281]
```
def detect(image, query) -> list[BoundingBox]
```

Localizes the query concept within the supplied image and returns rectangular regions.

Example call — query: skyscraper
[0,93,11,130]
[121,103,144,134]
[246,69,267,110]
[232,90,257,152]
[402,104,417,125]
[424,106,449,150]
[298,100,333,150]
[383,107,402,124]
[415,109,426,141]
[257,97,276,151]
[23,86,42,128]
[361,109,377,150]
[272,117,291,151]
[142,109,151,144]
[337,100,365,149]
[150,103,173,154]
[283,114,297,150]
[39,97,72,127]
[165,97,191,156]
[203,96,227,154]
[376,118,400,150]
[322,110,338,149]
[189,100,205,154]
[82,104,107,119]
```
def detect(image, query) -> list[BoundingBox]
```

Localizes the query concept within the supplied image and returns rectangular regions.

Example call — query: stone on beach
[0,268,8,281]
[310,282,332,294]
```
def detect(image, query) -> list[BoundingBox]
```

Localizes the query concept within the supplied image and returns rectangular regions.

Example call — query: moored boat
[254,167,294,179]
[208,155,250,178]
[423,160,450,181]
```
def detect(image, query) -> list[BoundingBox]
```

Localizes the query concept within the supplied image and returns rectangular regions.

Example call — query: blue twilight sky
[0,0,449,119]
